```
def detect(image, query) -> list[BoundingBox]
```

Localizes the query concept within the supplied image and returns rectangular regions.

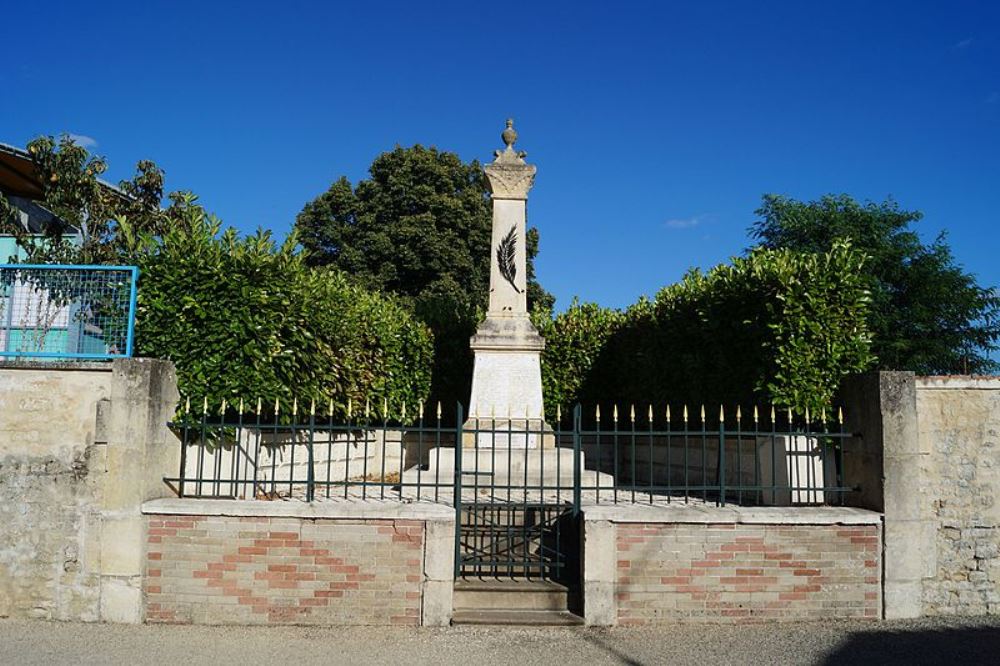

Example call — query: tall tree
[750,194,999,374]
[0,135,168,264]
[296,145,554,407]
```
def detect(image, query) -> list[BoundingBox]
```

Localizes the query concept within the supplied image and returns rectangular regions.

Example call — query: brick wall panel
[615,522,881,624]
[144,515,424,626]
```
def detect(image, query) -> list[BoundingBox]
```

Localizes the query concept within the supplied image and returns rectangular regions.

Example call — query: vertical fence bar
[573,405,582,517]
[306,403,316,502]
[453,403,464,580]
[718,406,726,507]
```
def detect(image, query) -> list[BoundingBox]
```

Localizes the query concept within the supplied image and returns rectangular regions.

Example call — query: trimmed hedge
[537,241,874,418]
[133,201,433,416]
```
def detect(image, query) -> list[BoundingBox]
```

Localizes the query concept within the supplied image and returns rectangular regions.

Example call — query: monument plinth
[464,119,551,448]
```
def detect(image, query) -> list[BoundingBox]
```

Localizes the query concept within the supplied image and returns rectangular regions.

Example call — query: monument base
[466,313,552,447]
[400,446,614,500]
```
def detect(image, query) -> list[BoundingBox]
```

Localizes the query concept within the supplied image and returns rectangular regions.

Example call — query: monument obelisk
[464,119,550,447]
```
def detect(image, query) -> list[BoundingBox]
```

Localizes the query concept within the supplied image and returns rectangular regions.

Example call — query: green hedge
[538,241,874,418]
[133,202,433,416]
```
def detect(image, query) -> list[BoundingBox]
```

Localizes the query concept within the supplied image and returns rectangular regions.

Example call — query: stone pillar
[465,119,550,447]
[842,371,930,619]
[96,358,180,622]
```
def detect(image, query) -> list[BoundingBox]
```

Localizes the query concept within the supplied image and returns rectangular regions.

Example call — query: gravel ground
[2,617,999,665]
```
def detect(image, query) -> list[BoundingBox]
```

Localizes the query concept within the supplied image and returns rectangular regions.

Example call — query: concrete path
[2,617,999,665]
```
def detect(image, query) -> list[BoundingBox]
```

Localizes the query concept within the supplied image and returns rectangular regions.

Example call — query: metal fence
[0,264,138,360]
[164,400,855,508]
[167,400,856,581]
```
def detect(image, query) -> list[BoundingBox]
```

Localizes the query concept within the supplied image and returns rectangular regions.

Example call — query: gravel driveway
[2,617,999,665]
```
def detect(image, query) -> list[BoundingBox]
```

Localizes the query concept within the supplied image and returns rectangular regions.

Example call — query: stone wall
[916,377,1000,616]
[141,499,454,626]
[582,505,882,625]
[0,359,179,622]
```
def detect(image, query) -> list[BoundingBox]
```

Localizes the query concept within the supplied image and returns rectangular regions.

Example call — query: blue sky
[3,1,998,314]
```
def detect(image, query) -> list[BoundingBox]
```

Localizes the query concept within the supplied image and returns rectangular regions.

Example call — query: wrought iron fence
[164,399,856,508]
[0,264,138,360]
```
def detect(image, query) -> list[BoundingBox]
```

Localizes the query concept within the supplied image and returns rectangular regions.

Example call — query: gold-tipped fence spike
[365,399,370,419]
[185,396,190,414]
[648,405,653,422]
[220,399,227,416]
[238,397,244,414]
[770,405,776,422]
[556,404,562,423]
[838,406,844,425]
[787,407,793,425]
[292,397,298,416]
[719,404,725,422]
[596,405,601,421]
[274,398,280,415]
[202,397,208,415]
[666,404,671,422]
[683,405,688,422]
[753,405,759,423]
[700,404,705,422]
[613,405,619,422]
[419,400,425,418]
[347,398,352,418]
[401,401,407,420]
[436,401,442,420]
[736,405,742,422]
[310,399,316,417]
[630,404,635,422]
[382,397,388,419]
[256,397,262,415]
[820,407,826,423]
[805,406,810,424]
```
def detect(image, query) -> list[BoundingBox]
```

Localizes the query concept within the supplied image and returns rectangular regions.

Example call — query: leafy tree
[295,145,554,408]
[538,242,874,417]
[132,195,433,413]
[750,194,1000,374]
[0,135,168,264]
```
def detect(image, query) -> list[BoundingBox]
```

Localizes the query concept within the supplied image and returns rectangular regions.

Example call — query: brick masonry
[615,522,881,624]
[144,515,425,626]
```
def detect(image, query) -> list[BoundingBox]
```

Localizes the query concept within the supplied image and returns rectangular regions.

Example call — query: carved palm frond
[497,225,522,293]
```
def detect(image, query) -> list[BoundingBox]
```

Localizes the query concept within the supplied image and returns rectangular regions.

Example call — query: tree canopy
[295,145,554,408]
[535,241,874,418]
[0,135,169,264]
[750,194,1000,374]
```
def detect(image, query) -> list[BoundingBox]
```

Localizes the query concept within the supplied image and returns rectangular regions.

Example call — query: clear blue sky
[3,0,998,313]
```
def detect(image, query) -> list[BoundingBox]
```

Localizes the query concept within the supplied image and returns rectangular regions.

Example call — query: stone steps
[452,580,583,625]
[451,609,584,626]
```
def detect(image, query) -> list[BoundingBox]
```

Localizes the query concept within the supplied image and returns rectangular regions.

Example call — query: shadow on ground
[821,623,1000,665]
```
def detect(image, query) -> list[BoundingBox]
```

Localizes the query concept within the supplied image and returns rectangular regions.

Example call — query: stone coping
[0,360,113,371]
[916,376,1000,390]
[582,503,882,525]
[142,497,454,521]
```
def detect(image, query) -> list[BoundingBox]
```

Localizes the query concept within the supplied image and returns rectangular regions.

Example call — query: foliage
[132,195,433,415]
[294,145,554,408]
[751,194,1000,374]
[532,300,624,417]
[538,242,874,417]
[0,135,168,264]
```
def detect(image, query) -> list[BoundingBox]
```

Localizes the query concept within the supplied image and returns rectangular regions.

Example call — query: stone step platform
[451,609,584,626]
[452,579,583,626]
[400,446,615,493]
[454,579,571,611]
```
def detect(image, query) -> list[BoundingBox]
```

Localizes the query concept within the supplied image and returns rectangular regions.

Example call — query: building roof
[0,143,44,199]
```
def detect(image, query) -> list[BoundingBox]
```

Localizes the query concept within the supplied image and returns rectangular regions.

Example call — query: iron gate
[452,405,582,583]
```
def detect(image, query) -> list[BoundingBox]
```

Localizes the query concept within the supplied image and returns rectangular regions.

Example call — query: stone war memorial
[1,119,998,630]
[403,120,610,502]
